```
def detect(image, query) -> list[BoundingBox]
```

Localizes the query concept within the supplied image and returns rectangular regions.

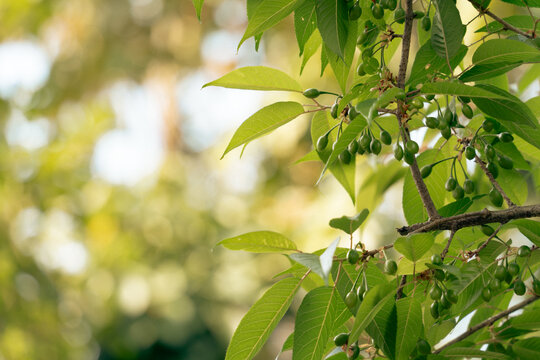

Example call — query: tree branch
[475,156,515,207]
[397,204,540,235]
[468,0,537,39]
[434,295,539,354]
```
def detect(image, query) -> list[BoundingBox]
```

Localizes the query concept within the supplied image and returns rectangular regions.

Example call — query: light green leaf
[509,219,540,246]
[452,261,495,312]
[501,0,540,7]
[329,209,369,235]
[367,87,404,123]
[192,0,204,20]
[441,347,511,359]
[513,337,540,360]
[496,169,528,205]
[300,30,322,74]
[519,63,540,92]
[408,43,467,87]
[326,18,357,92]
[421,82,506,99]
[203,66,302,92]
[395,298,422,360]
[293,286,346,360]
[294,1,317,55]
[217,231,297,253]
[512,310,540,329]
[476,15,535,33]
[239,0,304,48]
[319,238,340,285]
[394,233,435,262]
[431,0,466,61]
[316,0,349,59]
[294,149,320,164]
[225,277,303,360]
[289,253,324,279]
[472,39,540,66]
[460,62,522,82]
[349,284,395,341]
[222,102,304,157]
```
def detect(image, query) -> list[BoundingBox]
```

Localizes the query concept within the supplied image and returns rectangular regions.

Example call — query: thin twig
[468,0,536,38]
[433,295,539,354]
[440,228,456,260]
[396,274,407,300]
[470,223,504,257]
[475,155,516,207]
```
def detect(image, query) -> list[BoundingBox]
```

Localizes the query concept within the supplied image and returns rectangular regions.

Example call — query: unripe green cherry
[437,115,448,130]
[348,139,359,154]
[394,145,404,161]
[371,138,382,155]
[347,249,360,264]
[465,146,476,160]
[303,88,320,98]
[462,103,473,119]
[349,106,359,120]
[357,30,369,46]
[372,4,384,19]
[349,4,362,20]
[481,224,494,236]
[394,7,406,24]
[421,16,431,31]
[430,284,442,300]
[499,132,514,143]
[340,150,352,164]
[483,119,495,132]
[349,343,360,359]
[356,285,365,301]
[417,339,431,355]
[386,0,397,10]
[421,165,433,178]
[384,259,398,275]
[482,287,492,302]
[508,263,520,277]
[425,117,438,129]
[445,289,458,304]
[441,126,451,140]
[405,140,419,154]
[334,333,349,346]
[364,57,379,74]
[463,179,475,194]
[498,155,513,170]
[414,10,425,18]
[489,188,503,207]
[434,269,445,281]
[487,162,499,179]
[411,97,423,109]
[514,280,526,296]
[431,254,443,266]
[518,245,531,257]
[317,135,329,151]
[426,94,435,101]
[356,63,366,76]
[444,110,453,124]
[359,133,372,150]
[430,301,440,319]
[452,185,465,200]
[345,290,358,308]
[362,47,373,60]
[380,130,392,145]
[495,265,507,281]
[445,177,457,192]
[331,103,339,118]
[440,293,452,309]
[489,278,501,291]
[485,144,496,162]
[404,150,415,165]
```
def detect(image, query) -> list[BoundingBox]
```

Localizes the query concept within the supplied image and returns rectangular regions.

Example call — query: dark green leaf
[441,347,511,359]
[509,219,540,246]
[476,15,535,33]
[294,1,317,55]
[395,298,422,360]
[472,39,540,66]
[512,310,540,330]
[421,82,506,99]
[431,0,466,60]
[501,0,540,7]
[408,43,467,87]
[460,62,522,82]
[349,283,395,341]
[326,18,357,92]
[316,0,349,59]
[509,337,540,359]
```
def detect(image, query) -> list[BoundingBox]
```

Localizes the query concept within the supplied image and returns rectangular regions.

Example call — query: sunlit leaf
[217,231,297,253]
[294,1,317,55]
[395,298,422,360]
[329,209,369,234]
[394,233,435,262]
[192,0,204,20]
[472,39,540,66]
[203,66,302,92]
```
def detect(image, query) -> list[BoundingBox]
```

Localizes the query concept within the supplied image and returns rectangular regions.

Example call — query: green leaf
[431,0,466,61]
[421,82,506,99]
[366,297,396,359]
[319,238,340,285]
[367,87,404,123]
[203,66,302,92]
[512,310,540,330]
[394,233,435,262]
[316,0,349,59]
[225,277,303,360]
[294,1,317,55]
[192,0,204,20]
[509,219,540,246]
[294,149,320,164]
[349,283,395,341]
[222,101,304,157]
[326,18,357,92]
[501,0,540,7]
[513,337,540,360]
[452,261,495,312]
[281,332,294,352]
[441,347,511,359]
[472,39,540,66]
[239,0,304,48]
[476,15,535,33]
[293,286,346,360]
[395,298,422,360]
[289,238,339,285]
[460,62,522,82]
[301,30,322,74]
[408,43,467,87]
[438,198,473,217]
[217,231,297,253]
[329,209,369,234]
[496,169,528,205]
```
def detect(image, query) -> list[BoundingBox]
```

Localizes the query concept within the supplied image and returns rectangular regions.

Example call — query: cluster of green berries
[428,254,459,320]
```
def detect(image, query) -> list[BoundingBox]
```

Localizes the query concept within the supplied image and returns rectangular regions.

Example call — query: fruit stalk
[475,155,515,207]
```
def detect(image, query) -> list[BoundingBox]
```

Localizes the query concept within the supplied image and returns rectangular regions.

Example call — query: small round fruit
[404,150,415,165]
[357,31,369,46]
[489,188,503,207]
[431,254,443,266]
[394,145,404,161]
[434,269,445,281]
[481,224,494,236]
[394,7,406,24]
[334,333,349,346]
[303,88,320,98]
[349,4,362,20]
[452,185,465,200]
[331,103,339,118]
[482,287,492,302]
[459,96,471,103]
[347,249,360,264]
[371,138,382,155]
[495,265,507,281]
[412,97,424,109]
[345,290,358,308]
[348,139,359,154]
[349,106,359,120]
[421,165,433,178]
[356,63,366,76]
[356,285,365,301]
[425,117,438,129]
[395,89,406,100]
[514,280,526,296]
[498,155,513,170]
[340,150,352,164]
[380,130,392,145]
[360,133,372,151]
[384,259,398,275]
[441,126,451,140]
[386,0,397,10]
[372,4,384,19]
[349,343,360,359]
[362,47,373,60]
[430,284,442,300]
[462,103,473,119]
[483,119,495,132]
[444,110,453,124]
[485,144,496,162]
[518,245,531,257]
[421,16,431,31]
[417,339,431,355]
[445,289,458,304]
[505,271,513,284]
[499,132,514,143]
[317,135,329,151]
[508,263,520,277]
[430,301,440,319]
[487,162,499,179]
[365,57,380,74]
[489,278,501,291]
[463,179,475,194]
[465,146,476,160]
[405,140,419,154]
[445,177,457,192]
[440,293,452,309]
[438,115,448,130]
[426,94,435,101]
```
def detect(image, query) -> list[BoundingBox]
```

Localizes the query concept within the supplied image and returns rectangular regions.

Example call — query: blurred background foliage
[0,0,538,359]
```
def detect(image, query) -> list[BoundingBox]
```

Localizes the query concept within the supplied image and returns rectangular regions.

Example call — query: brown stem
[396,274,407,300]
[468,0,536,39]
[397,204,540,235]
[475,156,515,207]
[440,228,456,260]
[433,295,539,354]
[471,223,504,257]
